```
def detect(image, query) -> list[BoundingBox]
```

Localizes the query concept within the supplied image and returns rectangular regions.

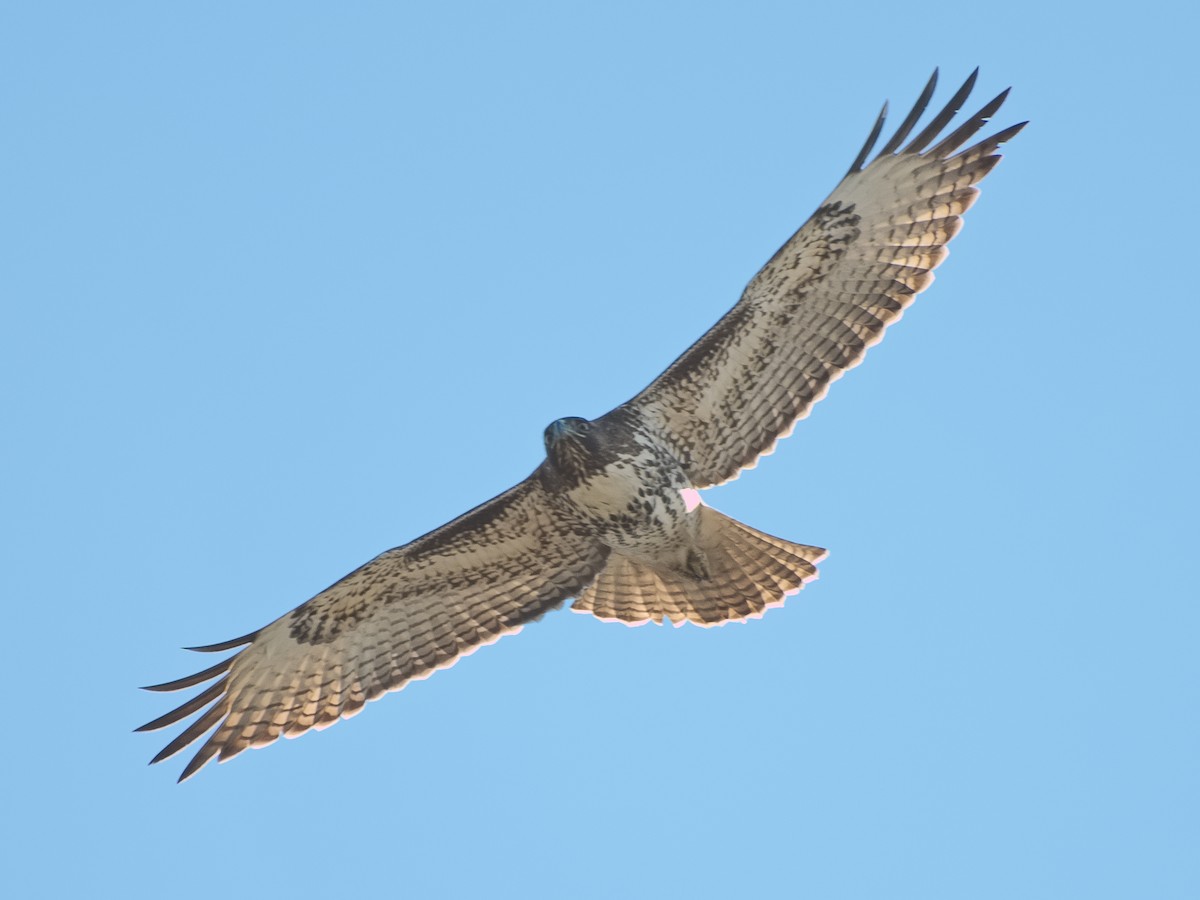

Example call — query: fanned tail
[573,507,826,627]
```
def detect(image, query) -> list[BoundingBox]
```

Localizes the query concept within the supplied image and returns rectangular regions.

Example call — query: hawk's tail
[573,506,827,627]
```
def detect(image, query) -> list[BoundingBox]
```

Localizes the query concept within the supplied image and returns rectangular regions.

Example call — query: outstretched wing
[138,475,608,781]
[619,70,1025,487]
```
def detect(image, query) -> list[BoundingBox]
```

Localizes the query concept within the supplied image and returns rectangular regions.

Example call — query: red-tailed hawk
[141,70,1024,781]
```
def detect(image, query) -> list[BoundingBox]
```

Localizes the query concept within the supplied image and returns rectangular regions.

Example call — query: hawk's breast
[544,416,698,564]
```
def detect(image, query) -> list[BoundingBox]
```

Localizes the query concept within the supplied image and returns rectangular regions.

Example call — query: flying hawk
[141,70,1024,781]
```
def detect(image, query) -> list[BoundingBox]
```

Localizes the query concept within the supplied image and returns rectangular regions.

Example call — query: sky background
[3,3,1197,898]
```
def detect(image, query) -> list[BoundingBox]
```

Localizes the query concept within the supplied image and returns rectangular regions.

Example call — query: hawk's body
[141,70,1024,781]
[543,412,698,573]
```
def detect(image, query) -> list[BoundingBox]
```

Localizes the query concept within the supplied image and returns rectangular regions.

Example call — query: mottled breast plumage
[539,411,698,566]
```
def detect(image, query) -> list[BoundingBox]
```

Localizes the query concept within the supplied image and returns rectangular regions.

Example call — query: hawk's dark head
[543,416,600,487]
[544,416,590,455]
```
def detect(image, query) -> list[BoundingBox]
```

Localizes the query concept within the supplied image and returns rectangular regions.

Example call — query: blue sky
[4,3,1197,898]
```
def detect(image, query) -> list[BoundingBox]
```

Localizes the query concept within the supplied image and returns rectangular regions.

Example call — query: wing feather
[874,69,939,160]
[619,71,1024,486]
[140,474,608,781]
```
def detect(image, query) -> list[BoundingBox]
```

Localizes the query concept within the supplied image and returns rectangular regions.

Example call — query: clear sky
[4,3,1197,898]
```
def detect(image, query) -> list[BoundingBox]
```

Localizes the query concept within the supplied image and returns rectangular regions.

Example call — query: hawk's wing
[139,475,608,782]
[618,70,1025,488]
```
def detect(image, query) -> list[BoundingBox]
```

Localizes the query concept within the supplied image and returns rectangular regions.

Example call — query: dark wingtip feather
[148,703,225,766]
[929,87,1011,157]
[136,680,226,733]
[847,101,888,176]
[185,629,260,653]
[875,68,939,159]
[987,120,1029,148]
[140,657,235,692]
[177,740,222,783]
[906,68,979,155]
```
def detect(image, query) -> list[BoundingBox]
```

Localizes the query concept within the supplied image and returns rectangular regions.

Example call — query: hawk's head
[544,416,590,454]
[543,416,599,487]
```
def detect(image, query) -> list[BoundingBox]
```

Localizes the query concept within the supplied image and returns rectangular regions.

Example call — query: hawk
[141,70,1024,781]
